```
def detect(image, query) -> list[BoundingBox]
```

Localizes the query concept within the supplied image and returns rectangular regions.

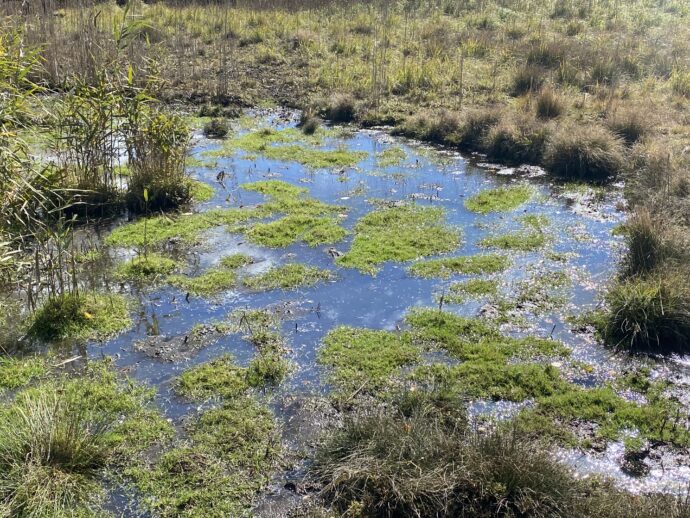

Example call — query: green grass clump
[0,361,171,517]
[310,395,584,517]
[337,204,460,275]
[597,275,690,353]
[246,351,290,387]
[188,179,215,202]
[408,253,510,278]
[444,278,498,303]
[132,396,279,517]
[479,231,547,251]
[375,146,406,167]
[246,214,348,247]
[27,292,131,342]
[115,253,178,281]
[243,263,332,291]
[219,253,254,269]
[0,356,48,392]
[168,269,237,296]
[174,355,249,401]
[464,185,533,214]
[319,326,420,390]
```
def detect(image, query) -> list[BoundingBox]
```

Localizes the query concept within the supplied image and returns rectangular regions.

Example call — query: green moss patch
[408,253,510,279]
[444,279,499,303]
[465,185,533,214]
[239,180,348,247]
[27,292,131,342]
[246,214,348,247]
[206,127,365,168]
[337,204,461,274]
[244,263,332,291]
[219,253,254,269]
[515,385,690,448]
[168,269,237,296]
[318,326,420,391]
[242,179,307,198]
[188,179,215,202]
[168,253,253,296]
[0,356,48,392]
[174,355,249,401]
[479,231,547,251]
[115,253,179,281]
[410,362,568,401]
[406,308,569,360]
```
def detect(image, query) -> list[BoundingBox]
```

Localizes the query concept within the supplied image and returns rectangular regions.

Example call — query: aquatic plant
[243,263,332,291]
[337,205,460,274]
[464,185,533,214]
[408,254,510,278]
[479,231,547,251]
[0,356,48,392]
[444,278,499,303]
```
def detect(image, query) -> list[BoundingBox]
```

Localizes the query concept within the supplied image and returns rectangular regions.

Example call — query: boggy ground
[3,109,690,516]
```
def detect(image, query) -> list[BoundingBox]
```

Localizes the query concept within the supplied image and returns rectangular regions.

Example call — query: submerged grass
[106,208,268,249]
[409,253,510,278]
[337,204,460,274]
[27,292,131,342]
[444,278,499,303]
[207,127,365,168]
[480,230,547,251]
[465,185,533,214]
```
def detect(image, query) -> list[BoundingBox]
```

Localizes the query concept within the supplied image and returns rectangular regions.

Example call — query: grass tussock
[598,273,690,353]
[535,88,565,119]
[544,124,626,181]
[27,292,131,342]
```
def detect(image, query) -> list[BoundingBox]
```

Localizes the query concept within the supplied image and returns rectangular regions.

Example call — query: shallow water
[87,109,690,496]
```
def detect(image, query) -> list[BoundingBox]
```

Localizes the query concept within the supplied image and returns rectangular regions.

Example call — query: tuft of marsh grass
[27,292,131,342]
[544,125,626,181]
[598,274,690,354]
